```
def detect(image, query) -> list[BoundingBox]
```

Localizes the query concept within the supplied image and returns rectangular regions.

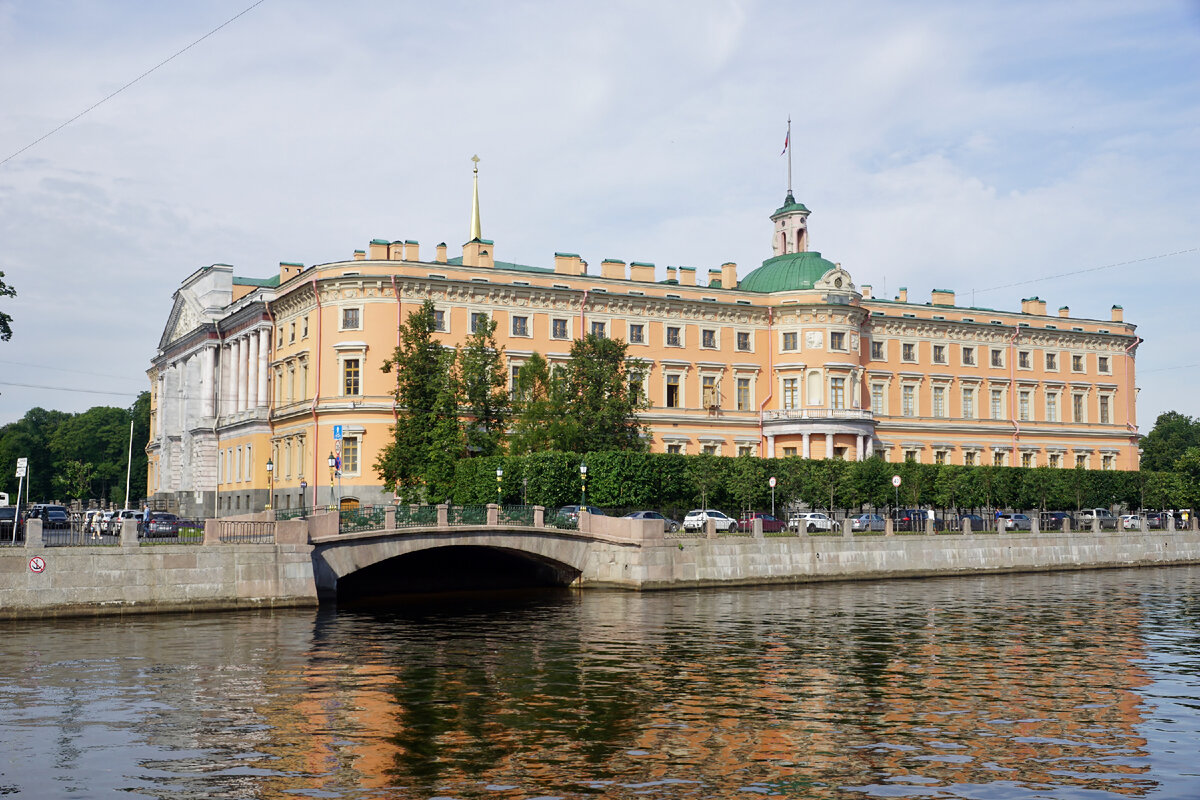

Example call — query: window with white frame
[701,329,717,349]
[1022,452,1035,468]
[1102,454,1115,470]
[342,436,360,475]
[902,384,916,417]
[1072,354,1085,372]
[1075,453,1088,468]
[1099,394,1111,424]
[1046,351,1058,370]
[932,344,947,364]
[1019,390,1031,421]
[629,323,645,344]
[830,331,847,351]
[962,386,976,419]
[470,312,487,333]
[591,320,606,338]
[1073,392,1086,422]
[991,388,1004,420]
[666,374,681,408]
[702,375,719,407]
[434,309,447,332]
[1098,355,1110,374]
[551,318,568,339]
[963,451,977,467]
[736,331,751,351]
[871,382,885,415]
[342,358,361,396]
[1048,453,1061,468]
[666,326,682,347]
[511,315,529,337]
[830,377,846,410]
[1018,350,1031,369]
[932,385,946,418]
[962,346,976,366]
[341,307,361,330]
[783,378,799,410]
[901,342,916,362]
[736,378,751,411]
[993,451,1006,467]
[782,332,798,351]
[934,450,948,465]
[871,340,885,360]
[1046,391,1059,422]
[990,348,1004,368]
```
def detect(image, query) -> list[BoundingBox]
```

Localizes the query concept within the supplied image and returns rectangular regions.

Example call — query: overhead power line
[0,380,141,398]
[0,0,268,169]
[972,247,1198,296]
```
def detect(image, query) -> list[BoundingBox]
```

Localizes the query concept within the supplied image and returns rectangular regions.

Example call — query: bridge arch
[311,529,594,598]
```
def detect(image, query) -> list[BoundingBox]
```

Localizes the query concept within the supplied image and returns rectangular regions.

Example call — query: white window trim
[665,325,686,348]
[510,314,532,338]
[735,330,753,353]
[550,317,571,340]
[900,340,918,364]
[338,353,364,397]
[628,321,648,346]
[700,327,720,350]
[1017,349,1033,371]
[780,331,799,352]
[339,305,364,332]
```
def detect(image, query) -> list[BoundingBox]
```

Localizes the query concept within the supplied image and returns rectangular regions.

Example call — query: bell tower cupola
[770,116,811,256]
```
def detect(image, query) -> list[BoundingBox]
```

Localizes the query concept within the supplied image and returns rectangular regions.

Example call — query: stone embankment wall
[579,530,1200,589]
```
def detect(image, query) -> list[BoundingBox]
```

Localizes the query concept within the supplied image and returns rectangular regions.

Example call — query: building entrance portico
[762,409,876,460]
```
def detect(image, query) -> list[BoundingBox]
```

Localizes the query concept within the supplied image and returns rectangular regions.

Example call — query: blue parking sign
[333,425,343,440]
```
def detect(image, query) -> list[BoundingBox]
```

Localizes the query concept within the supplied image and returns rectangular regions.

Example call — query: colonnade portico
[762,412,877,460]
[218,326,272,416]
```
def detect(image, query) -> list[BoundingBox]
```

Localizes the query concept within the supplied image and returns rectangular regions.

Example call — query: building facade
[148,186,1140,515]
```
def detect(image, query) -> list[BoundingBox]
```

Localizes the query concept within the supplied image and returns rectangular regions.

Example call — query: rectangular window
[342,307,361,330]
[667,444,682,454]
[964,451,976,467]
[990,348,1004,368]
[287,366,295,402]
[470,312,487,333]
[1049,453,1061,468]
[342,436,359,474]
[830,377,846,410]
[783,378,798,410]
[904,449,919,463]
[434,309,446,332]
[1073,393,1085,422]
[1076,453,1088,468]
[736,332,750,351]
[782,332,798,351]
[302,316,309,338]
[702,376,718,407]
[343,358,361,396]
[991,389,1004,420]
[935,451,947,465]
[994,451,1006,467]
[701,329,716,348]
[1072,354,1084,372]
[902,385,916,417]
[1018,351,1030,369]
[510,364,521,399]
[932,386,946,418]
[551,318,568,339]
[1019,390,1031,421]
[782,447,797,457]
[737,445,753,457]
[667,326,681,347]
[1047,392,1058,422]
[830,332,846,351]
[871,341,884,360]
[511,316,529,337]
[737,378,751,411]
[932,344,946,364]
[1099,395,1110,424]
[1022,452,1034,468]
[1102,455,1115,470]
[666,375,680,408]
[962,387,975,419]
[902,343,916,362]
[871,383,884,415]
[1098,356,1110,374]
[962,346,976,366]
[289,321,296,343]
[629,372,644,404]
[1046,352,1058,370]
[629,323,645,344]
[702,444,718,456]
[591,321,606,338]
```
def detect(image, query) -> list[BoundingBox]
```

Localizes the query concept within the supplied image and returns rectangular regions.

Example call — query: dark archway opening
[336,545,580,601]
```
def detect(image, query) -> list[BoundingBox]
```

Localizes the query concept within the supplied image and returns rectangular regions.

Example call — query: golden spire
[469,154,482,241]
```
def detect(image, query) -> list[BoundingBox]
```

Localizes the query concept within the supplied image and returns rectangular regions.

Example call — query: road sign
[333,425,343,441]
[29,556,45,574]
[300,481,307,490]
[892,475,902,487]
[15,457,27,478]
[768,477,777,488]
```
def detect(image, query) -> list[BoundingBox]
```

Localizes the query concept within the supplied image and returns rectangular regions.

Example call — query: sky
[0,0,1197,431]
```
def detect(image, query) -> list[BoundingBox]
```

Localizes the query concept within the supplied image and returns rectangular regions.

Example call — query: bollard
[121,518,139,548]
[437,503,449,527]
[753,518,764,539]
[487,503,500,526]
[533,505,544,527]
[1030,515,1040,536]
[884,518,894,537]
[25,518,43,548]
[706,518,717,539]
[1092,515,1101,534]
[843,518,853,538]
[962,518,972,535]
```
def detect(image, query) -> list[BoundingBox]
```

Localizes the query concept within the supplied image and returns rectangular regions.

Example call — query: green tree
[376,300,459,501]
[49,405,131,503]
[54,460,96,501]
[424,350,464,503]
[0,407,71,501]
[1174,447,1200,512]
[457,312,508,457]
[0,271,15,341]
[1140,411,1200,471]
[509,353,572,455]
[560,334,648,452]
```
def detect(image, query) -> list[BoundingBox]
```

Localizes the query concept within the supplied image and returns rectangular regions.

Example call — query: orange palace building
[148,178,1140,517]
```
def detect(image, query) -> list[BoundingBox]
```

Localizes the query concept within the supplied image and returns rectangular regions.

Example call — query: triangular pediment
[158,294,205,350]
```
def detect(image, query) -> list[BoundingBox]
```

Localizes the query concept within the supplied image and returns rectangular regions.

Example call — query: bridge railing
[498,505,535,527]
[341,505,389,534]
[394,505,439,528]
[218,520,275,544]
[448,505,488,526]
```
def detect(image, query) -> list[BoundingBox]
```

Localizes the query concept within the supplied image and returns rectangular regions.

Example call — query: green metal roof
[446,257,554,274]
[233,275,281,288]
[771,191,810,218]
[738,251,836,293]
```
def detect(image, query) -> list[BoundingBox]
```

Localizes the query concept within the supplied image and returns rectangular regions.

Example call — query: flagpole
[786,116,792,195]
[123,420,133,509]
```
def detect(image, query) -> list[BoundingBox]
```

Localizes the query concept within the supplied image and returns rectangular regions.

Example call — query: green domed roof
[739,251,838,293]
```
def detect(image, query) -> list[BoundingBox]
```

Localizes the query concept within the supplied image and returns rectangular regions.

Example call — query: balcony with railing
[762,408,874,422]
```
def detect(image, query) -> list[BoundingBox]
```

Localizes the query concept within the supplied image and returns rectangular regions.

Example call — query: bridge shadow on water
[334,545,579,606]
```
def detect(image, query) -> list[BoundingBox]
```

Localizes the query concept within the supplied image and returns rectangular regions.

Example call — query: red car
[738,513,787,533]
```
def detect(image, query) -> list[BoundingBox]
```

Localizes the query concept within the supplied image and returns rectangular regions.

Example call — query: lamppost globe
[496,467,503,503]
[579,463,588,507]
[266,458,274,510]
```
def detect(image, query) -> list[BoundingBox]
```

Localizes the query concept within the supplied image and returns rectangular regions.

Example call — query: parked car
[28,504,70,530]
[0,506,22,540]
[623,510,680,532]
[893,509,927,532]
[958,513,987,531]
[555,505,606,525]
[1077,508,1119,530]
[1121,514,1142,531]
[851,513,887,532]
[738,512,787,533]
[1144,512,1166,530]
[790,511,834,533]
[1040,511,1074,531]
[106,509,144,535]
[142,512,180,538]
[997,513,1032,531]
[683,509,737,533]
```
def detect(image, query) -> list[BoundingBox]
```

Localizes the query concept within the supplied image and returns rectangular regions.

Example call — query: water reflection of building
[240,576,1155,797]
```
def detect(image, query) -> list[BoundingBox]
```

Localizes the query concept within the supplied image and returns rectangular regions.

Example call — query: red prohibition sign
[28,556,46,573]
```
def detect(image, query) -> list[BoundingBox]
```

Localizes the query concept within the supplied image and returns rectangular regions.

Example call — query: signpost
[13,458,26,542]
[769,476,777,517]
[331,425,344,510]
[892,474,901,520]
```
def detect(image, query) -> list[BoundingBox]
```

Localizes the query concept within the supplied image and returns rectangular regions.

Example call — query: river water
[2,567,1200,799]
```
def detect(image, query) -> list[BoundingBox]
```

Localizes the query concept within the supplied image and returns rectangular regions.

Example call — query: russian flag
[780,128,789,156]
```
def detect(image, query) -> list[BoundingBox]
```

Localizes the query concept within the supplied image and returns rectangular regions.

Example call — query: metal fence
[218,521,274,544]
[394,505,438,529]
[447,505,488,526]
[340,505,388,534]
[498,505,535,526]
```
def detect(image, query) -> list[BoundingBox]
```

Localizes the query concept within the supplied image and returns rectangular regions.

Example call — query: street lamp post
[265,458,274,511]
[496,467,504,505]
[327,452,337,510]
[580,462,588,508]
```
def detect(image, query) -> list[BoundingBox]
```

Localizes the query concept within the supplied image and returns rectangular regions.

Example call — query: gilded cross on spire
[470,154,482,241]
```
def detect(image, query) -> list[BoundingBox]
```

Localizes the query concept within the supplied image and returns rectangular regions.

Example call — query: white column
[257,328,271,407]
[229,338,242,414]
[825,433,834,459]
[247,331,259,411]
[802,432,811,459]
[201,346,215,418]
[866,437,875,458]
[766,435,776,459]
[237,336,248,412]
[156,373,165,437]
[856,435,864,461]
